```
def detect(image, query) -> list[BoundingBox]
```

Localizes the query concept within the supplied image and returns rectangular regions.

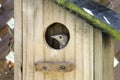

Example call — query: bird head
[51,34,67,42]
[50,34,68,48]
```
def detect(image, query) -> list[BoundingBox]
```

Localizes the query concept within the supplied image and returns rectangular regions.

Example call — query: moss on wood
[52,0,120,41]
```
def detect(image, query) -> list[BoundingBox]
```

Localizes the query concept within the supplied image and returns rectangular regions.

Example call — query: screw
[42,66,47,70]
[4,72,8,75]
[60,66,66,70]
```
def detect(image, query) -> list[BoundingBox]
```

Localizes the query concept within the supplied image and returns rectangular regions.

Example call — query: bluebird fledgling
[51,34,68,49]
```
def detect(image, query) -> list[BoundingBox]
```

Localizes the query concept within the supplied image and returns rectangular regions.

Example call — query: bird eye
[59,36,63,39]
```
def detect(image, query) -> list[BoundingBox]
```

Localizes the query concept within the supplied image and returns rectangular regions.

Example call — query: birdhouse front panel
[21,0,94,80]
[15,0,114,80]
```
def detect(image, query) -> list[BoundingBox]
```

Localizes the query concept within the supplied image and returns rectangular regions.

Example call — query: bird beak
[50,35,59,40]
[51,35,55,38]
[50,35,57,39]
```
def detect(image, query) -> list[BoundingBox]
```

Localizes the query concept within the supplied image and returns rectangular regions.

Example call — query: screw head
[60,66,66,70]
[4,72,8,75]
[42,66,47,70]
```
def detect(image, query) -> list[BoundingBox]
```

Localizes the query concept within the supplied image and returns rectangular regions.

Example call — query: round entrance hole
[45,22,70,50]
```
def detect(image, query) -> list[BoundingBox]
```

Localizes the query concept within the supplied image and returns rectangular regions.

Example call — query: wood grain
[33,0,44,80]
[94,29,103,80]
[14,0,23,80]
[35,62,73,72]
[15,0,114,80]
[22,0,34,80]
[102,33,114,80]
[41,1,93,80]
[94,30,114,80]
[21,0,94,79]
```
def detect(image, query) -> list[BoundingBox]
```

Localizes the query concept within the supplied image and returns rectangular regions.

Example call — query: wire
[8,27,14,51]
[8,28,14,37]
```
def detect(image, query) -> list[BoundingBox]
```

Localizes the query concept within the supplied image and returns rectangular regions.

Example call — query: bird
[50,34,68,49]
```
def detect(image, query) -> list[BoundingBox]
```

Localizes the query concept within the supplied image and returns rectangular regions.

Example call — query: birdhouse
[15,0,120,80]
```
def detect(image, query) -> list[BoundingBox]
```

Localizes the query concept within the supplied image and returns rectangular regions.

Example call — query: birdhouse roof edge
[52,0,120,41]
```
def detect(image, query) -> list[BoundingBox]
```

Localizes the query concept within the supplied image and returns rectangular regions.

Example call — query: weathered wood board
[94,29,114,80]
[15,0,114,80]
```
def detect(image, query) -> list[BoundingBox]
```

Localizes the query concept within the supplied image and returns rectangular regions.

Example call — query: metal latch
[34,62,74,72]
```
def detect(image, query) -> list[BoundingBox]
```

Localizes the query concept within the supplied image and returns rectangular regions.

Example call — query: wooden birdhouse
[15,0,120,80]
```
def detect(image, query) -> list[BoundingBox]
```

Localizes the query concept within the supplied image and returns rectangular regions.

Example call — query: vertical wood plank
[64,10,75,80]
[102,34,114,80]
[14,0,23,80]
[94,29,103,80]
[75,17,84,80]
[83,22,93,80]
[94,30,114,80]
[22,0,27,79]
[34,0,44,80]
[88,24,94,80]
[23,0,34,80]
[43,1,55,80]
[53,1,66,80]
[14,0,22,80]
[43,1,65,80]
